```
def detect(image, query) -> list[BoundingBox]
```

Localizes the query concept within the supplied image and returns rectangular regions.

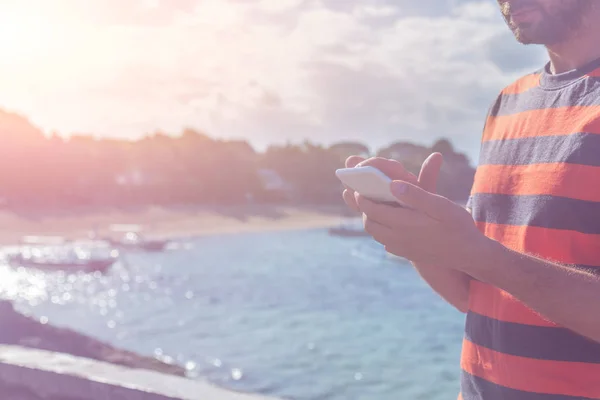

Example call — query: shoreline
[0,301,281,399]
[0,204,356,245]
[0,300,185,377]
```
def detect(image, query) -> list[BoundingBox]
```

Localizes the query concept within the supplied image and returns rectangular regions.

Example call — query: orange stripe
[457,393,463,400]
[461,339,600,398]
[475,222,600,267]
[501,74,540,95]
[482,106,600,142]
[468,280,557,327]
[589,68,600,78]
[472,163,600,202]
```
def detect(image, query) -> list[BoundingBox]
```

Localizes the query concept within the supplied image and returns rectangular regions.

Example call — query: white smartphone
[336,166,409,208]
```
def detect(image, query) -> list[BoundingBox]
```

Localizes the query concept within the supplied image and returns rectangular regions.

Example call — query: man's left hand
[357,180,488,269]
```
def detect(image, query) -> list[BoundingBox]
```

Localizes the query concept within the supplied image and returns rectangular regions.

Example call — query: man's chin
[514,33,537,45]
[511,26,545,45]
[510,22,574,46]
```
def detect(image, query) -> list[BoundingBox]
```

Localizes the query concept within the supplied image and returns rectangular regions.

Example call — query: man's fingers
[344,155,419,184]
[418,152,443,193]
[342,156,364,211]
[390,180,457,221]
[355,195,429,228]
[345,155,365,168]
[354,157,419,184]
[362,214,395,245]
[343,189,360,212]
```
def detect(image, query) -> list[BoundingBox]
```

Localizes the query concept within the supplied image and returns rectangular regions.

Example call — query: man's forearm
[463,237,600,343]
[411,205,473,314]
[413,263,471,313]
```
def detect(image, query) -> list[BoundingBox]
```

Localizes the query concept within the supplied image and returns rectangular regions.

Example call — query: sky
[0,0,548,162]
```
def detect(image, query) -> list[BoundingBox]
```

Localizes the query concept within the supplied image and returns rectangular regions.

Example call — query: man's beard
[501,0,593,45]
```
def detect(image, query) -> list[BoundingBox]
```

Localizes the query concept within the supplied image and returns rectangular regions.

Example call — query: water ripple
[0,230,464,399]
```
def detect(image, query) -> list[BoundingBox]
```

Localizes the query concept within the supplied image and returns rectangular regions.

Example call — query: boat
[328,226,371,237]
[328,219,371,238]
[7,244,119,273]
[8,253,117,273]
[19,235,68,245]
[101,224,169,252]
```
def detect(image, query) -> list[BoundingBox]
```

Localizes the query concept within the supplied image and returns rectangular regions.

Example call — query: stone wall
[0,300,184,376]
[0,345,280,400]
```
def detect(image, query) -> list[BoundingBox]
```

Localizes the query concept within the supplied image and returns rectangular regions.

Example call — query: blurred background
[0,1,547,399]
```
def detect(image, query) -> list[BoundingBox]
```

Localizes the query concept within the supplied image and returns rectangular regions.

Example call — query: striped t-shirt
[462,57,600,399]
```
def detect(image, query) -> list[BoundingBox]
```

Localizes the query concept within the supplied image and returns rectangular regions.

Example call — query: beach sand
[0,204,356,245]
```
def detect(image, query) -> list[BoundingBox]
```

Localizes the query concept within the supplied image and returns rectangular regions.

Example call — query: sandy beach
[0,204,356,245]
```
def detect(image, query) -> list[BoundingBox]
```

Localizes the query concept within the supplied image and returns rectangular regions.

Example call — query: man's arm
[464,238,600,342]
[412,263,471,313]
[409,205,473,313]
[359,180,600,342]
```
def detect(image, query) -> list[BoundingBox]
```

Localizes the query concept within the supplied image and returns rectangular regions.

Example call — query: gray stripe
[461,371,595,400]
[479,132,600,167]
[490,78,600,117]
[470,193,600,235]
[465,312,600,363]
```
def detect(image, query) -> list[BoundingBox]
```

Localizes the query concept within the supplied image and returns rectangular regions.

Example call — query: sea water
[0,228,465,399]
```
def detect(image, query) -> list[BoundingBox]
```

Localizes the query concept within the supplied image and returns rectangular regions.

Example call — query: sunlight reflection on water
[0,230,464,400]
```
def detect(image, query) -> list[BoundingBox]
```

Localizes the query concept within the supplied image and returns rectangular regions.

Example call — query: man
[342,1,600,399]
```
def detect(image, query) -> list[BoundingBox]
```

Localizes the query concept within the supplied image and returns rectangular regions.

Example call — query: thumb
[418,152,443,193]
[390,180,456,221]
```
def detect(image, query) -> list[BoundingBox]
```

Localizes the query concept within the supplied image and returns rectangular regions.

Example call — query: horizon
[0,106,473,160]
[0,0,547,161]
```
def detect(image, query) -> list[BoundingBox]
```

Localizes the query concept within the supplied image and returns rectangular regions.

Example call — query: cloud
[0,0,548,161]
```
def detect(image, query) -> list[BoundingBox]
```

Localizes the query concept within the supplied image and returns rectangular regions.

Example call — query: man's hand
[341,153,473,313]
[357,181,485,269]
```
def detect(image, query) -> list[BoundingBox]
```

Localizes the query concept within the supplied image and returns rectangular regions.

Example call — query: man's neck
[546,24,600,74]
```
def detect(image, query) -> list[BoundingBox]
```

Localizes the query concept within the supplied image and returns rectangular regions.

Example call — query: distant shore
[0,204,356,245]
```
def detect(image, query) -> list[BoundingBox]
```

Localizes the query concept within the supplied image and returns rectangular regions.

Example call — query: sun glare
[0,10,59,65]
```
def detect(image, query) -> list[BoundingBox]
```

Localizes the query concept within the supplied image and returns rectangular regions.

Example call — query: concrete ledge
[0,345,279,400]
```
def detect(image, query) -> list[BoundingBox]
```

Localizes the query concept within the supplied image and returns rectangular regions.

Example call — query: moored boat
[102,225,169,252]
[5,237,119,273]
[328,219,370,238]
[8,253,117,273]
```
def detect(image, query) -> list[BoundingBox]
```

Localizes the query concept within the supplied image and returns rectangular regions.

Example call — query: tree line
[0,109,475,210]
